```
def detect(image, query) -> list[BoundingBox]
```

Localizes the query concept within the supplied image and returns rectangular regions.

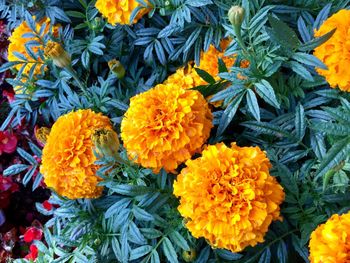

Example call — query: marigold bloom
[95,0,148,25]
[121,83,213,173]
[44,41,71,68]
[173,143,285,252]
[165,39,236,89]
[309,211,350,263]
[314,9,350,92]
[8,17,59,76]
[40,109,113,199]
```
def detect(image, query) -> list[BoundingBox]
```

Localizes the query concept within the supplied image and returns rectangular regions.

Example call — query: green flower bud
[91,128,120,159]
[228,6,245,27]
[182,248,197,262]
[108,59,126,79]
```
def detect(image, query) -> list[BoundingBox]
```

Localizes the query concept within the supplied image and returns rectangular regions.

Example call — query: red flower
[24,244,38,261]
[23,227,42,243]
[42,200,52,211]
[0,174,19,209]
[0,130,17,155]
[2,90,15,103]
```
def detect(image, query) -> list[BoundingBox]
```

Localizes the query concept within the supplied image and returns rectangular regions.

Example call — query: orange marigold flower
[121,83,213,173]
[173,143,285,253]
[40,109,113,199]
[309,211,350,263]
[314,9,350,92]
[95,0,148,25]
[8,17,59,76]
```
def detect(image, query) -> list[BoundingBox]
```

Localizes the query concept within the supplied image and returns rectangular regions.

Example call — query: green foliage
[2,0,350,262]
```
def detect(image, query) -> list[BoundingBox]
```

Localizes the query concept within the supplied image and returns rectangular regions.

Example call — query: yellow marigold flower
[40,109,113,199]
[44,41,71,68]
[95,0,149,25]
[121,83,213,173]
[8,17,59,76]
[173,143,285,253]
[309,211,350,263]
[314,9,350,92]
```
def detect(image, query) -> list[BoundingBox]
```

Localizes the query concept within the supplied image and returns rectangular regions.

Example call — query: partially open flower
[91,128,120,159]
[34,126,51,147]
[108,59,126,79]
[0,130,17,155]
[44,41,71,68]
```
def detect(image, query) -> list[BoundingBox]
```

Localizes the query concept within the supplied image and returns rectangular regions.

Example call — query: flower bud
[44,41,71,68]
[91,128,120,159]
[182,248,197,262]
[228,6,245,27]
[108,59,126,79]
[34,126,51,147]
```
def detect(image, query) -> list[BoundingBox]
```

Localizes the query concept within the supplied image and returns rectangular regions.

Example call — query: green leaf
[276,164,299,195]
[258,248,271,263]
[299,28,336,51]
[133,206,154,221]
[169,231,190,251]
[151,250,160,263]
[129,245,153,261]
[216,92,245,136]
[3,164,30,176]
[291,235,309,262]
[246,89,260,121]
[311,121,350,136]
[105,198,131,219]
[255,80,280,109]
[108,184,152,196]
[295,104,306,140]
[315,136,350,179]
[215,249,242,260]
[288,61,314,81]
[209,85,245,102]
[292,52,327,69]
[242,121,289,137]
[162,237,178,263]
[194,68,215,84]
[277,241,287,263]
[268,15,300,49]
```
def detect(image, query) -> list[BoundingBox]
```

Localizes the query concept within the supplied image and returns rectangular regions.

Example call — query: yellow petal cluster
[121,83,213,173]
[309,211,350,263]
[314,9,350,92]
[8,17,59,76]
[40,109,113,199]
[165,39,236,89]
[173,143,285,252]
[95,0,148,25]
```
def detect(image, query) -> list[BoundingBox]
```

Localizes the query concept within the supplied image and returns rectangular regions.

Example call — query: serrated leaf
[162,237,178,263]
[268,15,300,49]
[3,164,30,176]
[133,206,154,221]
[169,231,190,251]
[258,248,271,263]
[194,68,215,84]
[292,52,327,69]
[299,28,336,51]
[129,245,153,261]
[288,61,314,81]
[246,89,260,121]
[295,104,306,140]
[255,80,280,109]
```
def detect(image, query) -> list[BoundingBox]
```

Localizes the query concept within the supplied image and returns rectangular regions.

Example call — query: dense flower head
[8,17,59,76]
[121,83,213,173]
[309,211,350,263]
[314,9,350,92]
[173,143,285,252]
[40,109,113,199]
[95,0,148,25]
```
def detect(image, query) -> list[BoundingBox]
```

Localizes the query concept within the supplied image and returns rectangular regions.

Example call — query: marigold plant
[173,143,285,252]
[121,83,213,173]
[8,17,59,76]
[40,109,113,199]
[95,0,148,26]
[314,9,350,92]
[309,211,350,263]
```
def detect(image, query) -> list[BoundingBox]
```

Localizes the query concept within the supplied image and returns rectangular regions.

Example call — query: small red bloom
[0,130,17,155]
[23,227,42,243]
[42,200,53,211]
[24,244,38,261]
[2,90,15,103]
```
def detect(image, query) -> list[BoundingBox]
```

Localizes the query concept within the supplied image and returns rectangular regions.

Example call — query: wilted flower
[0,130,17,155]
[309,211,350,263]
[34,126,51,147]
[121,83,213,173]
[314,9,350,92]
[173,143,285,252]
[44,41,71,68]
